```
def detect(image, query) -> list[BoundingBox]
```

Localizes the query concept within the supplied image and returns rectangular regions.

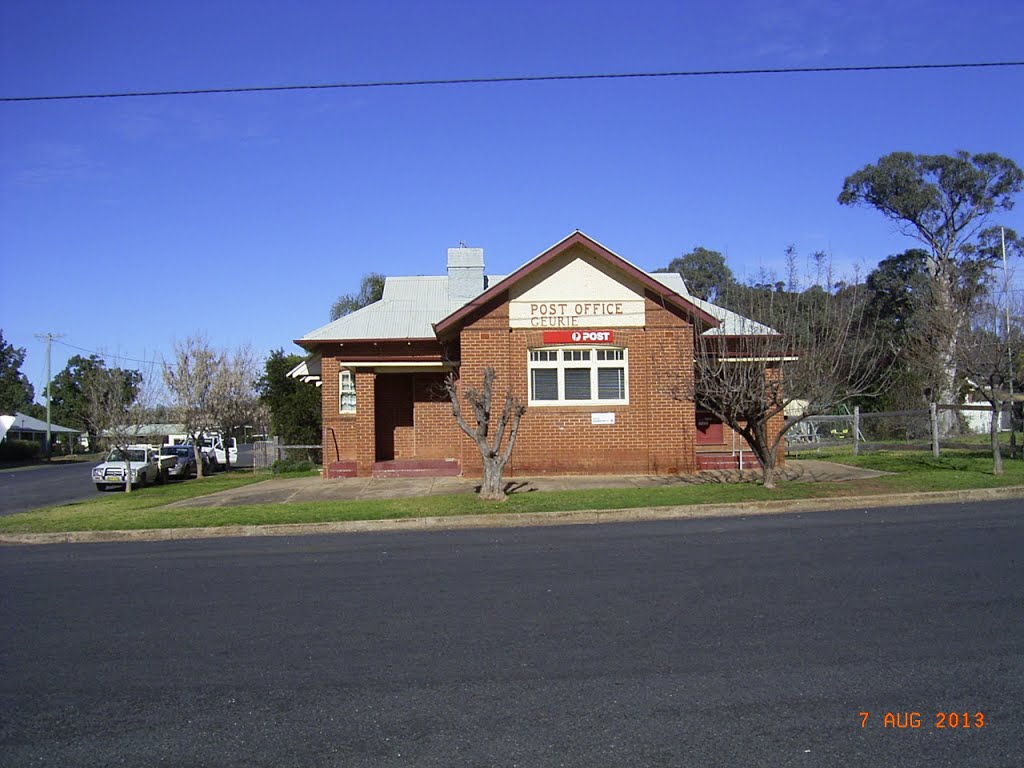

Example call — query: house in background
[0,412,81,453]
[292,231,780,478]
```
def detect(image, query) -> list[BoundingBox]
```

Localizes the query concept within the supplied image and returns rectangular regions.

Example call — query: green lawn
[0,451,1021,535]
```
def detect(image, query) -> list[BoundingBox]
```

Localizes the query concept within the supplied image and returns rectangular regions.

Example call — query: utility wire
[3,61,1022,103]
[54,338,169,370]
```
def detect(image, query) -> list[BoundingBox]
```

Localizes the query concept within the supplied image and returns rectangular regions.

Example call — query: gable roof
[432,231,720,337]
[1,412,80,444]
[296,230,781,349]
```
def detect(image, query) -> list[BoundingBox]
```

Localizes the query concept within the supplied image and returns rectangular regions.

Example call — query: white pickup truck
[92,445,176,491]
[166,433,238,468]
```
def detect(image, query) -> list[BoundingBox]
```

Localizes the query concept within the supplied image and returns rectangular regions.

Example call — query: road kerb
[1,485,1022,546]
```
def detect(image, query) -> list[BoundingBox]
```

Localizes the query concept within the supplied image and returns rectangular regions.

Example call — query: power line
[54,338,169,370]
[3,60,1022,103]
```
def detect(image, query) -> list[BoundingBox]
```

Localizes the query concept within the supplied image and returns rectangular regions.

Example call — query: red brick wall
[411,374,464,462]
[453,295,698,476]
[321,361,464,469]
[320,357,375,474]
[317,296,784,478]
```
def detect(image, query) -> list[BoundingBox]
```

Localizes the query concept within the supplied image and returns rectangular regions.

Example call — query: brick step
[371,460,461,478]
[326,461,359,478]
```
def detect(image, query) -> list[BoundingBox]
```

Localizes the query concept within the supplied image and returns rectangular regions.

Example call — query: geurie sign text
[509,299,645,328]
[543,330,614,344]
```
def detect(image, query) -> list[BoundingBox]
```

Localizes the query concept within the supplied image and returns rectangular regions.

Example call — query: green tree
[658,247,734,301]
[0,330,36,414]
[48,355,141,444]
[859,250,937,411]
[82,366,153,492]
[330,273,385,321]
[257,349,321,445]
[838,151,1024,423]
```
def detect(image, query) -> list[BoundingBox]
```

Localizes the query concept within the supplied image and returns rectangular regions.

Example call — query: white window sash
[339,370,357,413]
[527,347,629,406]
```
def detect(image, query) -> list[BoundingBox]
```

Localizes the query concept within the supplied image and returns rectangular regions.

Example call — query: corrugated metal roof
[299,263,765,343]
[0,412,80,436]
[300,274,509,342]
[649,274,776,336]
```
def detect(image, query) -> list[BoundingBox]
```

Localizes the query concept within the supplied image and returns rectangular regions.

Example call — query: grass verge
[0,451,1021,535]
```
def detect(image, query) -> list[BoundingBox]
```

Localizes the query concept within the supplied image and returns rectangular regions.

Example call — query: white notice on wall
[591,412,615,425]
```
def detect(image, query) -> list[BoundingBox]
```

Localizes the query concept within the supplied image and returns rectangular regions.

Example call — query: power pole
[34,332,65,459]
[1003,228,1017,459]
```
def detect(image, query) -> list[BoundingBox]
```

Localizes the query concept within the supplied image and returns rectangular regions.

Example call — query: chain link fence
[252,438,322,471]
[786,403,1020,456]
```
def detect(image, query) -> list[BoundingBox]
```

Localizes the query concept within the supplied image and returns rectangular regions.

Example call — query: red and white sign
[543,330,615,344]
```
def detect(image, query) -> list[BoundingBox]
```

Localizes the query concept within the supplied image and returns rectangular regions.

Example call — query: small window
[597,368,625,400]
[531,368,558,400]
[564,368,592,400]
[340,369,356,413]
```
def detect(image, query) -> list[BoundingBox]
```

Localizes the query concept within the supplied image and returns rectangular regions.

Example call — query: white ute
[92,445,175,491]
[166,433,237,468]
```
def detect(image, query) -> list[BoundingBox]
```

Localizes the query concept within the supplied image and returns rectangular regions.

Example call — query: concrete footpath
[3,459,1023,546]
[166,459,887,508]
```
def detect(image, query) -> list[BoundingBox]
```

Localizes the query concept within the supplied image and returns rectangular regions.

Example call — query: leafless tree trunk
[82,365,155,493]
[445,367,526,501]
[990,404,1004,475]
[164,335,221,479]
[208,344,260,471]
[957,296,1018,475]
[677,282,889,489]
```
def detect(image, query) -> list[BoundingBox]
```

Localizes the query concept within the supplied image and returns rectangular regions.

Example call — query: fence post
[853,406,860,456]
[930,402,940,458]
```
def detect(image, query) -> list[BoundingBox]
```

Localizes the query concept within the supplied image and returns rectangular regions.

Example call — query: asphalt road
[1,500,1021,767]
[0,461,97,516]
[0,445,254,516]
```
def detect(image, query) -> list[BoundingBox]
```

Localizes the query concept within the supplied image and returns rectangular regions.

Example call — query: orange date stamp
[859,711,986,729]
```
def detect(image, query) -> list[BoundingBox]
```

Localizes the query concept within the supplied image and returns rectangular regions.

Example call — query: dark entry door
[374,375,414,461]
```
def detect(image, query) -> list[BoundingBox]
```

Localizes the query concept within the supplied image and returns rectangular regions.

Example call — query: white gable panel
[509,255,646,329]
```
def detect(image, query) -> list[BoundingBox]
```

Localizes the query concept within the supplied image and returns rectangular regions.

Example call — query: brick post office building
[292,231,779,478]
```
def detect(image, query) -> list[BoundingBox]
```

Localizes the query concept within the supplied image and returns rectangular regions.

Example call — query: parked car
[159,444,202,480]
[165,432,237,468]
[92,445,174,491]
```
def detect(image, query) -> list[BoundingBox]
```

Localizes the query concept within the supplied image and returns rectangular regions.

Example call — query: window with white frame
[339,369,356,413]
[528,347,628,405]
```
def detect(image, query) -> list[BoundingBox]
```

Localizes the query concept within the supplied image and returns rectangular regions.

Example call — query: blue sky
[2,0,1022,403]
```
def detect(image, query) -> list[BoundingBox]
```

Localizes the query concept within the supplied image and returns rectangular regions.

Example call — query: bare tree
[957,290,1023,475]
[163,335,221,478]
[445,367,526,501]
[208,345,260,470]
[675,282,888,488]
[82,365,153,493]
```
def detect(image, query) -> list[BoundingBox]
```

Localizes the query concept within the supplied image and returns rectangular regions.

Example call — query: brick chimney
[447,246,485,307]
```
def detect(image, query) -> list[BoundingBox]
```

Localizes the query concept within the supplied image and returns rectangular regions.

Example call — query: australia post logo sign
[543,330,614,344]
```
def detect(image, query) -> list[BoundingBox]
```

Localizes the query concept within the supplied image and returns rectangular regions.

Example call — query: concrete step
[326,461,358,478]
[372,460,461,478]
[696,454,762,470]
